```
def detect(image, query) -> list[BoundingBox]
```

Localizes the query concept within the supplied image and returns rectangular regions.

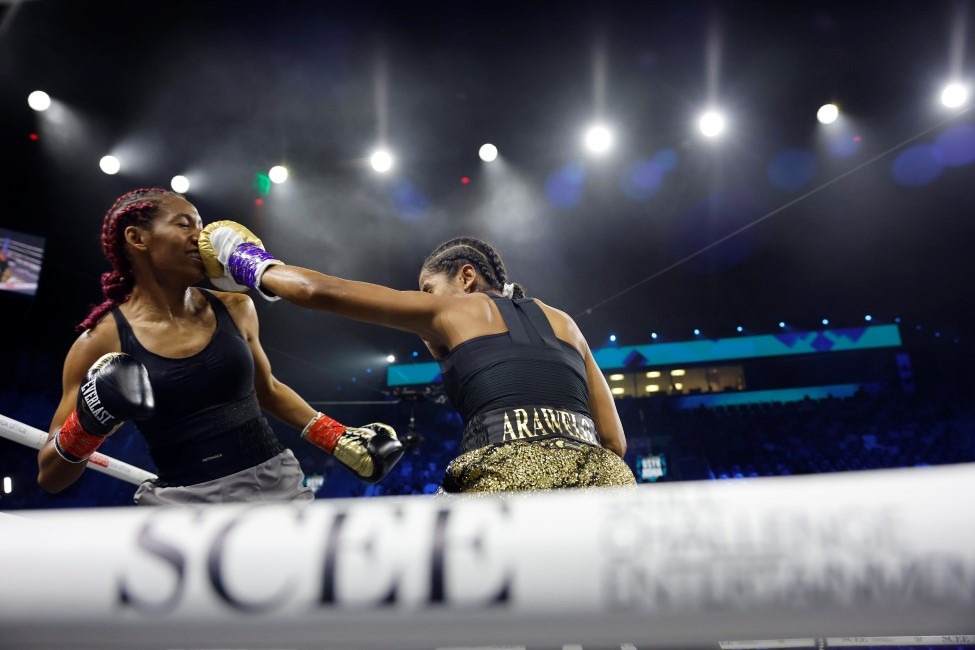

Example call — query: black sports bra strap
[111,305,133,332]
[200,288,223,313]
[490,295,532,345]
[516,299,562,350]
[200,289,237,328]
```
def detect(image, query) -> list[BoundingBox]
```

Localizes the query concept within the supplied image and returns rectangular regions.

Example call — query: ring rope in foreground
[0,413,157,485]
[0,463,973,649]
[720,636,975,649]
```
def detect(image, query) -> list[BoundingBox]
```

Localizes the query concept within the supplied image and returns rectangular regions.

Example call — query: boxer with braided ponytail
[200,224,636,493]
[39,189,402,504]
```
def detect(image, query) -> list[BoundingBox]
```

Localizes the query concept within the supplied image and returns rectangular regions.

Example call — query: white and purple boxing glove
[198,220,283,301]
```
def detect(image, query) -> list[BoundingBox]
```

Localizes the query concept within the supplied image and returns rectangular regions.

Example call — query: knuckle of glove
[199,225,232,279]
[363,423,398,439]
[334,428,402,483]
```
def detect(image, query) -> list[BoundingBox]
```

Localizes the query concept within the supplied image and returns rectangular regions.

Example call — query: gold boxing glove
[302,414,404,483]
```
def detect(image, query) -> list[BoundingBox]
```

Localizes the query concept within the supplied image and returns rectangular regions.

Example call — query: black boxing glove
[54,353,155,463]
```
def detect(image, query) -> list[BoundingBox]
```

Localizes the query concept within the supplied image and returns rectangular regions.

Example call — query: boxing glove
[302,413,404,483]
[54,353,155,463]
[198,220,282,301]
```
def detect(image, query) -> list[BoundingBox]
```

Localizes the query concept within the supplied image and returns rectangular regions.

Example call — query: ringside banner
[1,464,973,649]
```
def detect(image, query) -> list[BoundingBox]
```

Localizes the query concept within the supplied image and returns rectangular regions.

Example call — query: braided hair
[77,188,176,331]
[421,236,526,299]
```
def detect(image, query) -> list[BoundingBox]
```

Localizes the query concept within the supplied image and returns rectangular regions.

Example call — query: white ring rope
[827,637,975,647]
[721,637,975,649]
[0,413,157,485]
[0,463,973,649]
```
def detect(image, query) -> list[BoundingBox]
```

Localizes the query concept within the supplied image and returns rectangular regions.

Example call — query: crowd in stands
[1,383,973,507]
[617,389,975,481]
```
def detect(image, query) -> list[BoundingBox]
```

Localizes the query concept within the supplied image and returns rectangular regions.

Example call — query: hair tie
[502,282,515,298]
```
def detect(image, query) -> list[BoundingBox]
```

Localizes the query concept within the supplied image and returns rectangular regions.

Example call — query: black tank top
[438,296,596,452]
[113,290,283,485]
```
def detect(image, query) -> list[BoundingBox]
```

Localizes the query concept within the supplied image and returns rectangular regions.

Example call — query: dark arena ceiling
[1,0,973,400]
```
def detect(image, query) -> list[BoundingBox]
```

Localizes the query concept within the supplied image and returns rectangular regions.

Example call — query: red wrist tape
[302,413,346,453]
[54,410,106,463]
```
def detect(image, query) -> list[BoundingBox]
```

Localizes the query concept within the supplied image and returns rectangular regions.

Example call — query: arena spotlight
[27,90,51,112]
[609,334,617,342]
[698,111,726,138]
[2,477,10,494]
[479,143,499,162]
[371,150,394,173]
[386,354,396,363]
[99,155,120,175]
[779,321,786,329]
[268,165,289,184]
[822,318,830,326]
[941,82,969,108]
[171,175,190,194]
[817,103,839,124]
[584,124,613,154]
[865,314,873,322]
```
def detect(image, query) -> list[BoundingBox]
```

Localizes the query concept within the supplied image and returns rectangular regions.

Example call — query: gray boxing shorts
[134,449,314,505]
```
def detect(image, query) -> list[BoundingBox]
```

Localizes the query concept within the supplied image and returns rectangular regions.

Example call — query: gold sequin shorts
[439,438,637,493]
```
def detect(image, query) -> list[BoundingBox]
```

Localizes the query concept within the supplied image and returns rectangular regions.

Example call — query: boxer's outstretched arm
[199,220,451,345]
[261,265,444,339]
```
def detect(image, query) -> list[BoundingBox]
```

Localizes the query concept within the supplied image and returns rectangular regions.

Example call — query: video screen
[638,454,667,482]
[0,228,45,297]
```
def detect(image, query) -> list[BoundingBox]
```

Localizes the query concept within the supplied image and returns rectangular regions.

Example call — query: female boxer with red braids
[199,222,636,493]
[37,189,402,504]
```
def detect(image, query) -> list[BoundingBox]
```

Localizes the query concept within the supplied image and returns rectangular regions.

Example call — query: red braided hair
[77,188,175,331]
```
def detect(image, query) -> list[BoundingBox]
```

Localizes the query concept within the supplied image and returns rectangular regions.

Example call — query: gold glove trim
[333,428,375,478]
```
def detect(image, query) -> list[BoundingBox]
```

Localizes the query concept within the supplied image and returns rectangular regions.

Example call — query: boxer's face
[140,195,205,283]
[418,269,459,296]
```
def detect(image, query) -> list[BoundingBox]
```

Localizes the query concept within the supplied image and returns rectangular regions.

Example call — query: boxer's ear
[124,225,148,251]
[459,263,479,293]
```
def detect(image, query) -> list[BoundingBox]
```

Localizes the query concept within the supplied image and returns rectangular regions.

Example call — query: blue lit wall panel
[592,325,901,369]
[387,363,441,387]
[386,325,901,387]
